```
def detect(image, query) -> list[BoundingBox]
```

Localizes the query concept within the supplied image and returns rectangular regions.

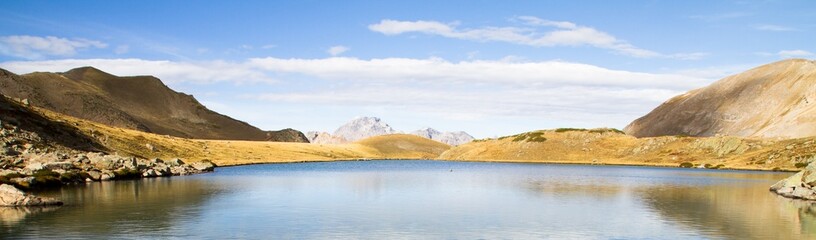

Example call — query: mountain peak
[333,116,397,142]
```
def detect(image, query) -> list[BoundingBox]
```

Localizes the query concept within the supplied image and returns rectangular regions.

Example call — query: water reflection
[2,178,220,238]
[0,206,60,226]
[1,161,813,239]
[637,182,816,239]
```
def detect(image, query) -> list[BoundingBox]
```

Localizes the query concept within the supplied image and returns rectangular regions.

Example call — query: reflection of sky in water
[3,160,813,239]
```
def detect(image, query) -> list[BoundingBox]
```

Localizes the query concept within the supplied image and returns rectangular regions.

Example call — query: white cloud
[368,17,705,59]
[1,57,712,129]
[261,44,277,49]
[754,24,797,32]
[327,45,350,56]
[114,45,130,54]
[247,57,708,89]
[0,35,107,59]
[778,50,813,58]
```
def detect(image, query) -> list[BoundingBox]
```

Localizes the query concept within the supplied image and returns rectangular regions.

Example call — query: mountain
[332,117,397,142]
[625,59,816,138]
[0,67,307,142]
[410,128,474,146]
[307,117,474,145]
[305,131,349,144]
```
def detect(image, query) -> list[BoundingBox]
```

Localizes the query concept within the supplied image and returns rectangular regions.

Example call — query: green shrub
[588,128,625,134]
[3,172,24,178]
[30,169,62,189]
[555,128,588,133]
[795,162,809,168]
[679,162,694,168]
[59,171,84,182]
[772,167,782,171]
[511,132,547,142]
[32,169,60,178]
[113,168,142,180]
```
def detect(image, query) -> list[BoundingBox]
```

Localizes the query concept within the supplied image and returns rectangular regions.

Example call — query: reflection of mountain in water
[637,184,816,239]
[1,178,220,238]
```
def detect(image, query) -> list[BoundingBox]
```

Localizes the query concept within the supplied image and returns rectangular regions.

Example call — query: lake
[2,160,814,239]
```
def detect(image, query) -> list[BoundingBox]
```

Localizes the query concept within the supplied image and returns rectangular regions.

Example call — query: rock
[166,158,185,167]
[10,177,35,188]
[20,99,29,106]
[771,170,816,200]
[0,184,62,206]
[0,169,19,176]
[121,157,138,170]
[43,162,74,171]
[100,173,113,181]
[142,169,157,177]
[170,166,193,176]
[145,143,156,152]
[86,170,102,181]
[189,160,216,172]
[24,162,45,172]
[90,155,122,170]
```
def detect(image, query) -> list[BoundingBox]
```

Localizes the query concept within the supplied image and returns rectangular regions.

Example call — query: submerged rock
[0,184,63,206]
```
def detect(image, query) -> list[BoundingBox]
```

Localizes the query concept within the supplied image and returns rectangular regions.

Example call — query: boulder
[771,169,816,200]
[86,170,102,181]
[166,158,185,167]
[142,169,157,177]
[43,162,74,171]
[189,160,216,172]
[0,184,62,206]
[23,162,44,172]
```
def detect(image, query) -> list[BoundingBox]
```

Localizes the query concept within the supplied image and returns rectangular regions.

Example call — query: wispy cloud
[368,17,706,59]
[114,45,130,54]
[0,35,107,59]
[327,45,350,56]
[689,12,751,21]
[778,49,813,58]
[754,24,797,32]
[0,57,712,127]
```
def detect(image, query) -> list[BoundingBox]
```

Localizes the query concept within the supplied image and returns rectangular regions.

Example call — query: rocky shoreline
[0,150,216,206]
[770,164,816,200]
[1,151,216,189]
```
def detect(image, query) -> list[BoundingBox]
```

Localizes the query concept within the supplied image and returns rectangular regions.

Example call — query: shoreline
[210,157,799,173]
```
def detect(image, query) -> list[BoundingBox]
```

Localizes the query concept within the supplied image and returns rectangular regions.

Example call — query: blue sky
[0,0,813,138]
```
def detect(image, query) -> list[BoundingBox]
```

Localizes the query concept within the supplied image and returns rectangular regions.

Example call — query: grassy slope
[440,129,816,171]
[22,101,449,166]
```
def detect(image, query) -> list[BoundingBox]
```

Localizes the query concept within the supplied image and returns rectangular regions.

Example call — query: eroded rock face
[0,184,63,206]
[771,164,816,200]
[626,59,816,139]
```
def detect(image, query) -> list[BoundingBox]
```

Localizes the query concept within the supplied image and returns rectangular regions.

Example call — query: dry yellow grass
[20,98,815,171]
[440,129,816,171]
[25,104,449,166]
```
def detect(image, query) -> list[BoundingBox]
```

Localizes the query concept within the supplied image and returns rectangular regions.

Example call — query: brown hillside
[0,95,448,166]
[0,67,307,142]
[625,59,816,138]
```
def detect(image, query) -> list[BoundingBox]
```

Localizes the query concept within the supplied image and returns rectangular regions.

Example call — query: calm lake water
[2,160,814,239]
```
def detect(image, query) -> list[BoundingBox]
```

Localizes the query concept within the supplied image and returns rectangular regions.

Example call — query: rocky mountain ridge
[410,127,474,146]
[307,117,474,146]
